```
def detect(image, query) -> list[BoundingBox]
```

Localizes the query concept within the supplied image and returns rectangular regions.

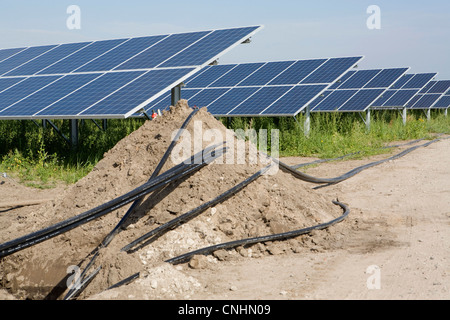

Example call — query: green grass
[0,118,145,188]
[0,109,449,188]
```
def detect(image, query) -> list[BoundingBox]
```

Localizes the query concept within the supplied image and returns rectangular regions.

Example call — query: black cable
[64,108,201,299]
[274,137,444,185]
[121,164,274,253]
[62,146,227,300]
[166,200,349,265]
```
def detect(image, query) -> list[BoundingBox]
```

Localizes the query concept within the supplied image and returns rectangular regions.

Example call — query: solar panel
[0,25,263,119]
[310,68,409,112]
[372,73,437,108]
[408,80,450,109]
[146,56,364,117]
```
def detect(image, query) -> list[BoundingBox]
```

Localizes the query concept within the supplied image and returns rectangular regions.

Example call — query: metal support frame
[358,109,371,131]
[69,119,79,149]
[402,107,407,125]
[425,109,431,121]
[445,109,448,117]
[304,106,311,137]
[46,119,71,146]
[171,83,183,107]
[102,119,108,131]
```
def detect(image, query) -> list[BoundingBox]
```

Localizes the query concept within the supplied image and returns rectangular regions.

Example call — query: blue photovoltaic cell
[76,35,167,72]
[261,85,327,115]
[307,91,332,109]
[328,71,355,89]
[0,45,56,76]
[427,80,450,94]
[209,63,264,87]
[268,59,326,85]
[382,89,418,107]
[0,73,101,117]
[391,74,414,89]
[37,39,127,75]
[228,86,292,115]
[372,73,436,108]
[365,68,408,88]
[433,96,450,108]
[188,88,230,109]
[185,65,236,88]
[338,69,381,89]
[36,71,144,116]
[409,94,441,109]
[372,90,397,106]
[160,26,260,68]
[419,81,436,93]
[4,42,91,76]
[402,73,436,89]
[311,90,357,111]
[115,32,208,70]
[237,61,295,86]
[406,95,420,107]
[206,87,260,116]
[339,89,385,111]
[0,75,61,112]
[0,48,26,63]
[301,57,362,84]
[81,68,195,116]
[0,77,26,93]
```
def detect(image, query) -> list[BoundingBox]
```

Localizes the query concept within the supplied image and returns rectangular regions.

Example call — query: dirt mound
[0,100,344,300]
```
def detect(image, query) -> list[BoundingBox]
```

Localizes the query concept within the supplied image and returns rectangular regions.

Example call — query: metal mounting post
[69,119,79,149]
[445,109,448,117]
[402,107,407,125]
[304,106,311,137]
[171,83,184,106]
[426,109,431,121]
[365,109,371,131]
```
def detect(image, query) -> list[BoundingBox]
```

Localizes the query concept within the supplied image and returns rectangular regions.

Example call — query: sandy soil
[0,102,449,300]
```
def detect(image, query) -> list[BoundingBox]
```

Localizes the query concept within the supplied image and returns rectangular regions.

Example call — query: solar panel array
[308,68,409,112]
[0,26,262,119]
[146,56,364,117]
[432,88,450,109]
[371,73,437,108]
[407,80,450,109]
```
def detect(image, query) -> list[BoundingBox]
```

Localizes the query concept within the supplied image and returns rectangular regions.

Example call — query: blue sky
[1,0,449,78]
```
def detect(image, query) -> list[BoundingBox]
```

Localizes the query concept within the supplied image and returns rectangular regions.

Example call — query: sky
[0,0,449,78]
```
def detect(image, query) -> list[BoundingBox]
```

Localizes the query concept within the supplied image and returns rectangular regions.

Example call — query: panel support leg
[102,119,108,131]
[445,109,448,117]
[171,84,182,107]
[366,109,371,131]
[304,106,311,137]
[426,109,431,121]
[69,119,79,149]
[402,107,407,125]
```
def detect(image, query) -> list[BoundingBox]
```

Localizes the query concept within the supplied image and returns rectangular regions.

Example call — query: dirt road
[184,137,450,300]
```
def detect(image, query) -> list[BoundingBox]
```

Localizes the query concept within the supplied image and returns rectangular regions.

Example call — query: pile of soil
[0,100,344,300]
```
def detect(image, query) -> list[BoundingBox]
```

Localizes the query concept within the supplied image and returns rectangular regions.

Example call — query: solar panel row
[0,26,263,119]
[309,68,409,112]
[372,73,437,108]
[408,80,450,109]
[146,56,364,117]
